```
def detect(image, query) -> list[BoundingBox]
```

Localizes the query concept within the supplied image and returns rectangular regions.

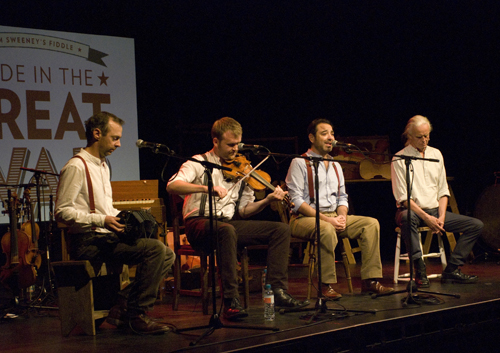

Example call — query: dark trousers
[185,217,290,299]
[396,208,483,266]
[70,232,175,314]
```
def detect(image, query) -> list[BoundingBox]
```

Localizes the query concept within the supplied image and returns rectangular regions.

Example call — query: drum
[474,185,500,251]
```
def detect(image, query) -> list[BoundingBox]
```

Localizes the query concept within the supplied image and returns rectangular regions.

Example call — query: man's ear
[93,128,102,141]
[308,133,315,144]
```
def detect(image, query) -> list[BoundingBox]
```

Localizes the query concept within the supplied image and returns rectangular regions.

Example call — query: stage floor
[1,260,500,353]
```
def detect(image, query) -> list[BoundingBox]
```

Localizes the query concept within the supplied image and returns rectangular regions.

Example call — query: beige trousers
[289,212,382,284]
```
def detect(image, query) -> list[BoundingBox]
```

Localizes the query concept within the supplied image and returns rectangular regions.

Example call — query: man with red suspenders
[285,118,393,299]
[55,111,175,335]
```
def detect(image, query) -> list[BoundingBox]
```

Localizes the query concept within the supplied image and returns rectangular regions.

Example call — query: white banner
[0,26,139,223]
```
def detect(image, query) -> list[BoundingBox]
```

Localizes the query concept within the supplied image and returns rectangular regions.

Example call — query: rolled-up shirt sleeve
[285,158,308,214]
[391,156,408,207]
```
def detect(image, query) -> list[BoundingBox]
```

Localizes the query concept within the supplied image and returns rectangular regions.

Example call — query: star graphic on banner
[98,71,109,86]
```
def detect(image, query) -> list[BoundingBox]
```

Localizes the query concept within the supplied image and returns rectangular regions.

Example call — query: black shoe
[273,288,309,309]
[441,268,478,284]
[414,258,430,288]
[222,297,248,321]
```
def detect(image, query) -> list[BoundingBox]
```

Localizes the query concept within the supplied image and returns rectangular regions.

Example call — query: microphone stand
[371,154,460,304]
[147,148,279,346]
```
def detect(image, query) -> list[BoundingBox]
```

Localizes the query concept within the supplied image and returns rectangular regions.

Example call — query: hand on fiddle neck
[265,185,288,203]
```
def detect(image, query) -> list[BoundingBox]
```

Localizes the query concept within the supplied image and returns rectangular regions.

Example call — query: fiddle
[221,154,294,209]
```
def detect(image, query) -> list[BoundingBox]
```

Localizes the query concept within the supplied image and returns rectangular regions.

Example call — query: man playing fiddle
[167,117,308,320]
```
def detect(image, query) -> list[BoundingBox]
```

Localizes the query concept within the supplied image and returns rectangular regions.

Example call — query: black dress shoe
[414,259,430,288]
[441,269,478,284]
[222,297,248,320]
[273,288,309,309]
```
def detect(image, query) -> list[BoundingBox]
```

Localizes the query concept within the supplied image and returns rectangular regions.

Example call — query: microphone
[332,140,355,148]
[237,143,264,150]
[136,139,171,152]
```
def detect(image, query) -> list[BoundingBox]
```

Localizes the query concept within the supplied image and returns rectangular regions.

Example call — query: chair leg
[341,249,354,293]
[241,247,250,310]
[342,238,357,265]
[394,233,401,284]
[438,235,448,269]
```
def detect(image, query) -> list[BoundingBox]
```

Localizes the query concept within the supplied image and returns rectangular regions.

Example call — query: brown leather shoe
[323,285,342,300]
[361,280,394,295]
[129,314,170,335]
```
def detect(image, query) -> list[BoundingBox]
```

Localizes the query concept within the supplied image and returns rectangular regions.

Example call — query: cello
[0,190,37,290]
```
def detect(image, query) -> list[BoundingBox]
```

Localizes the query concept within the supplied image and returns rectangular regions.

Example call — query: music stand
[146,147,279,346]
[371,154,460,304]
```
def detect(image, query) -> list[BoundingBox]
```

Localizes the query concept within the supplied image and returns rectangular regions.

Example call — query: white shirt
[55,149,120,233]
[167,150,255,220]
[391,144,450,209]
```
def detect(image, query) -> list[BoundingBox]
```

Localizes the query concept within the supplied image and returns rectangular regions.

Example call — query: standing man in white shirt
[55,111,175,335]
[391,115,482,287]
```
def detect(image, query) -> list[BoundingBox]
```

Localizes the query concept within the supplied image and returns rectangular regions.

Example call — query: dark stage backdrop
[2,1,500,260]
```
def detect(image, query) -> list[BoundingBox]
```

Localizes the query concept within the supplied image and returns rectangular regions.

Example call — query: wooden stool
[51,260,120,336]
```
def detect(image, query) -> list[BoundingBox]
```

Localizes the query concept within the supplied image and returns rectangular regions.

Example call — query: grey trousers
[396,207,483,266]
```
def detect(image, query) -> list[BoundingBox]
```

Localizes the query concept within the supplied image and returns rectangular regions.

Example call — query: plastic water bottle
[263,284,275,321]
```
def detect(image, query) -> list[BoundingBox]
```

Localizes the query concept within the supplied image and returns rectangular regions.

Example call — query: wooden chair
[52,224,126,336]
[394,226,448,283]
[168,194,209,315]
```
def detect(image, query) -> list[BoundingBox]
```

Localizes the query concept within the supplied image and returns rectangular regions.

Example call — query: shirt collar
[81,148,104,166]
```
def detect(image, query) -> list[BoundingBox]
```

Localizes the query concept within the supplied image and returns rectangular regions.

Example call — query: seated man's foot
[222,297,248,321]
[414,258,430,288]
[415,274,430,288]
[441,268,478,284]
[106,304,128,328]
[361,279,394,295]
[323,284,342,300]
[129,314,170,335]
[274,288,310,309]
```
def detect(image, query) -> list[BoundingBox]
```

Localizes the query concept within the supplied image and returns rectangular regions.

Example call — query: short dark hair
[307,118,333,138]
[84,111,124,143]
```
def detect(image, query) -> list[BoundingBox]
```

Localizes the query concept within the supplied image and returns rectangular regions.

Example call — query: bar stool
[394,226,447,284]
